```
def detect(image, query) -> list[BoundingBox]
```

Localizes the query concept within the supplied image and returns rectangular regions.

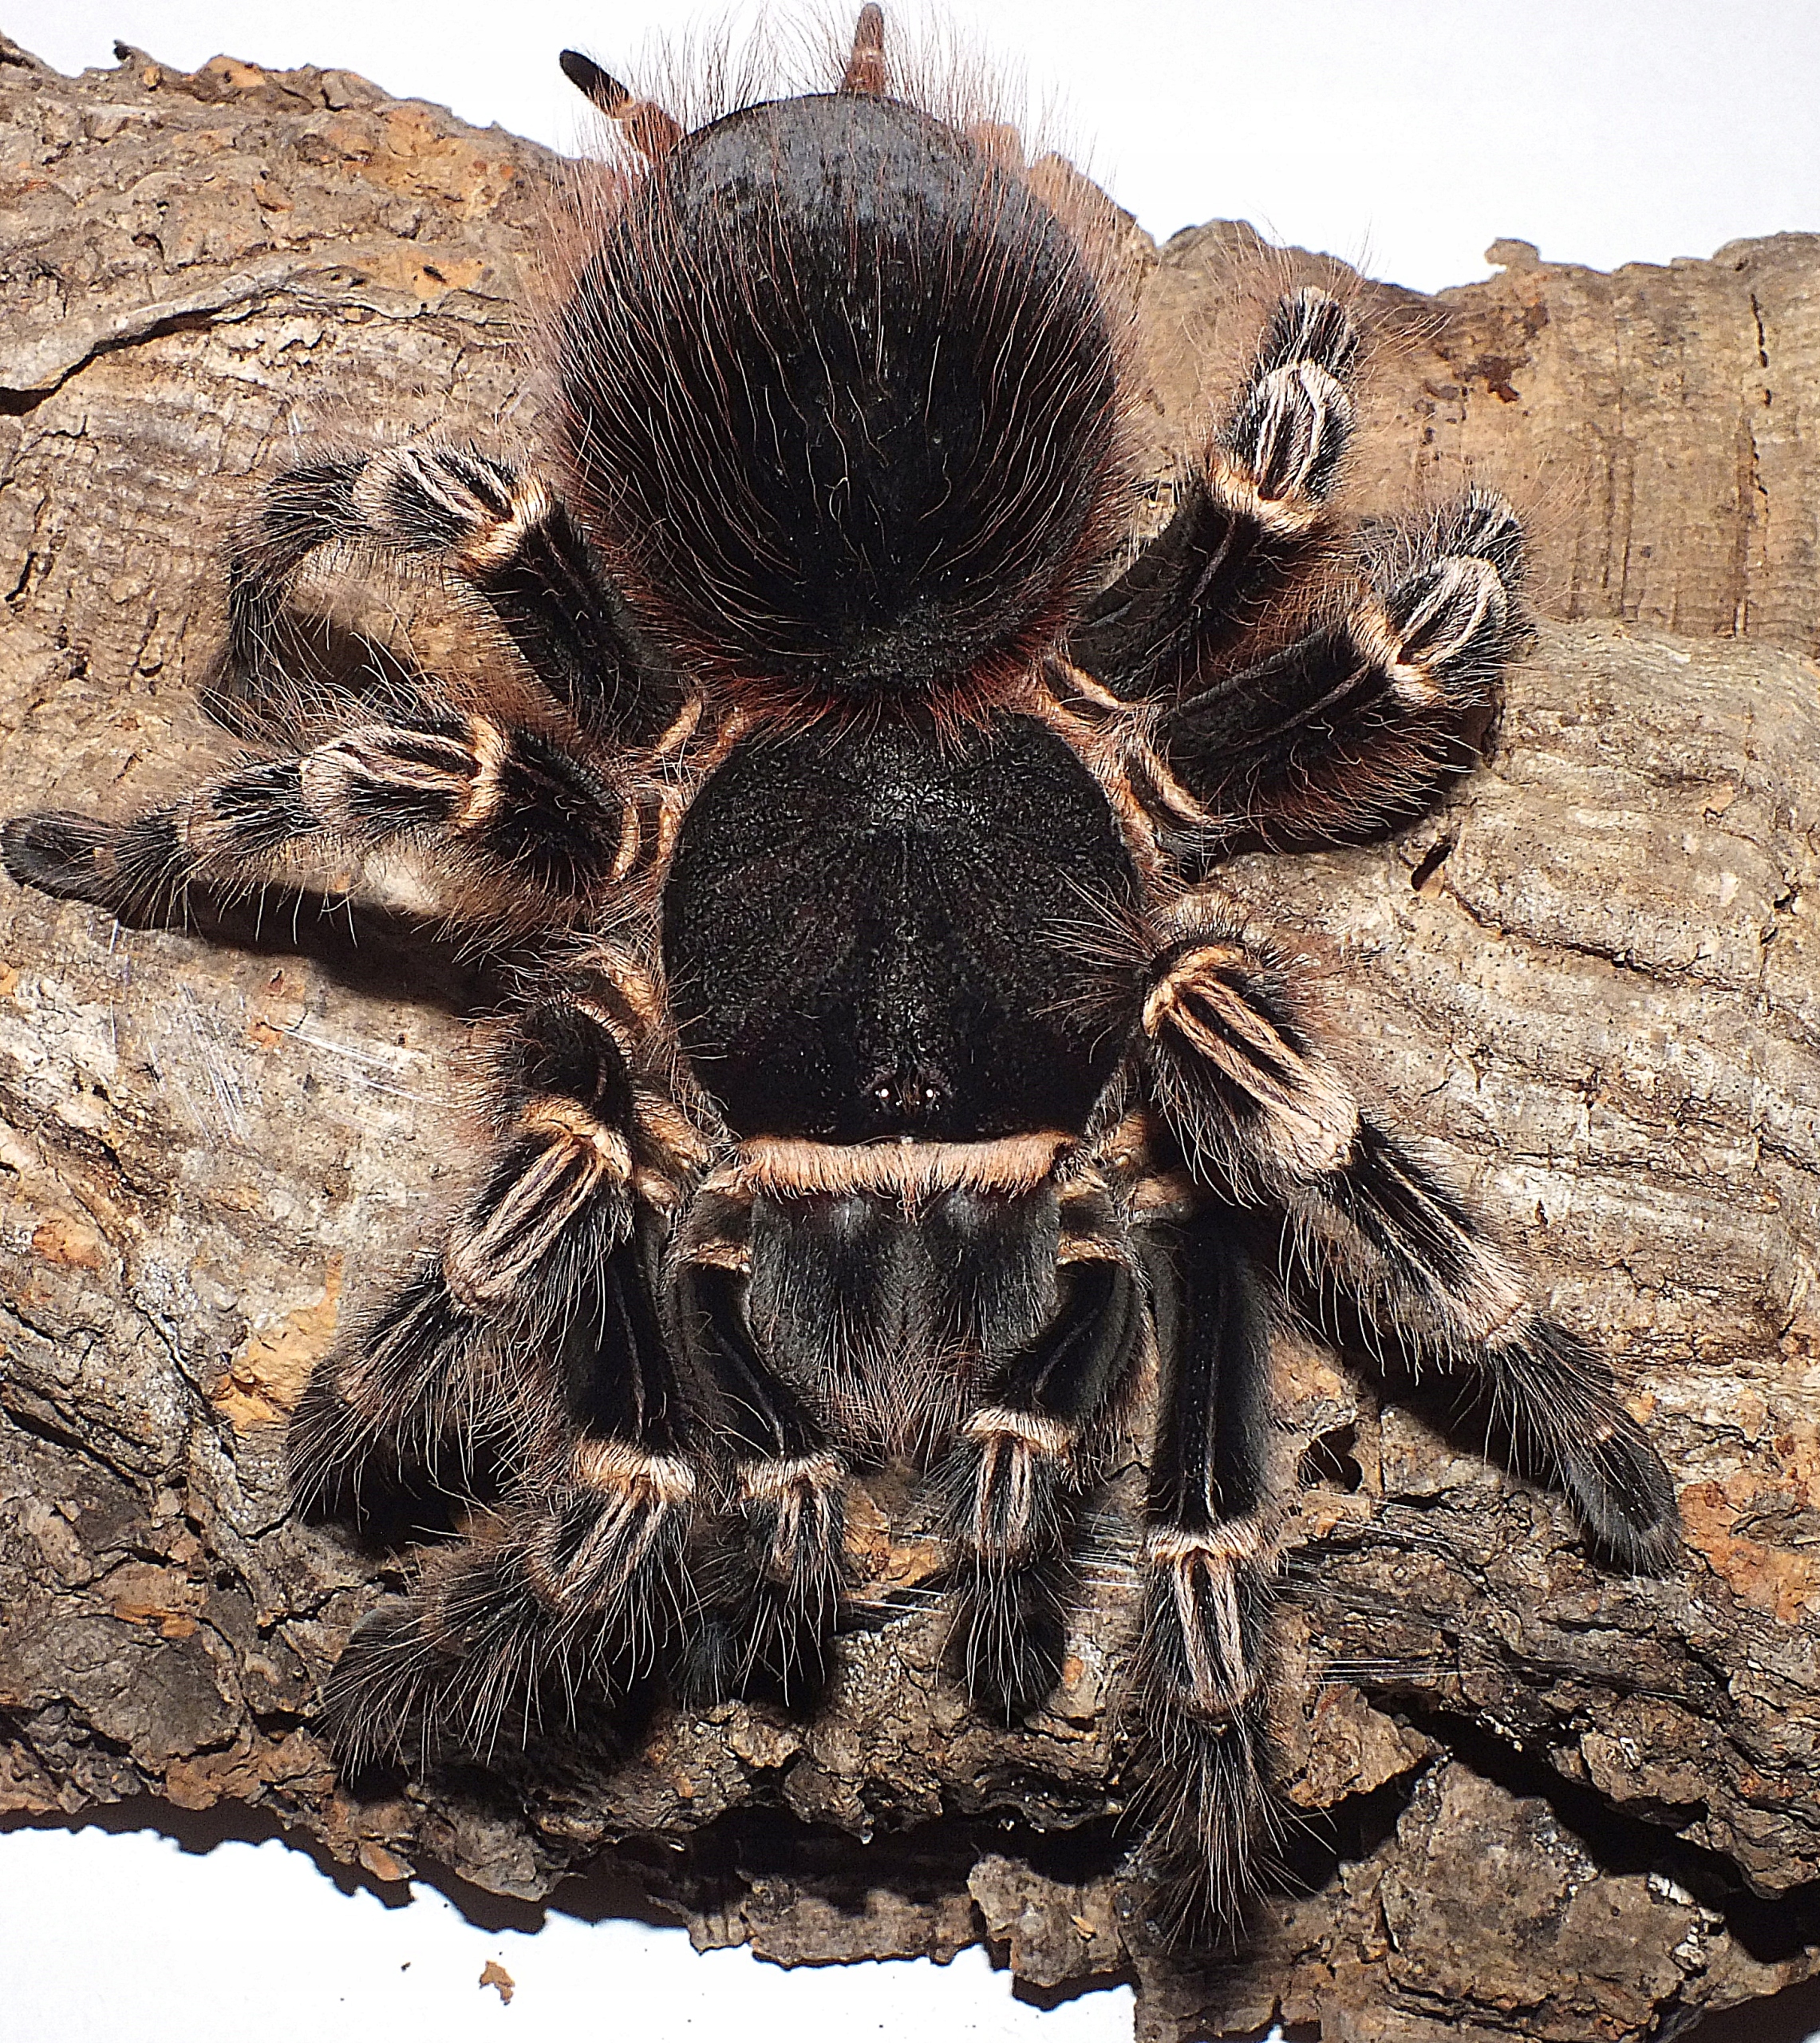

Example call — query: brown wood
[1,36,1816,2041]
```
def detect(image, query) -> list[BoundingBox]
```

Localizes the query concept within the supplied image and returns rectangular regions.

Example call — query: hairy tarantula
[2,7,1677,1935]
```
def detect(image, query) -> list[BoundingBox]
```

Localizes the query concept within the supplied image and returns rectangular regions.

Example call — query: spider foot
[705,1452,850,1706]
[2,808,185,917]
[321,1450,696,1765]
[1222,288,1360,512]
[324,1547,580,1771]
[941,1407,1081,1717]
[948,1553,1072,1721]
[1491,1318,1682,1572]
[1359,486,1527,699]
[1129,1522,1281,1942]
[1254,284,1361,379]
[1130,1687,1277,1950]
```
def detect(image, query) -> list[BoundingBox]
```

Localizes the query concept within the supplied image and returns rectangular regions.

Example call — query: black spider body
[664,717,1139,1142]
[559,89,1119,715]
[1,9,1679,1942]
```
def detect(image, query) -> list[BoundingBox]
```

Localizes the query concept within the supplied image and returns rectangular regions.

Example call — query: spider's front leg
[322,1243,698,1767]
[288,980,660,1505]
[942,1178,1147,1719]
[1125,896,1678,1933]
[1130,1203,1280,1938]
[292,985,710,1764]
[1141,892,1680,1565]
[664,1185,854,1707]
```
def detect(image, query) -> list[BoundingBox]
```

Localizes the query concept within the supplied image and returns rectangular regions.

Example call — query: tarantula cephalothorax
[3,8,1678,1935]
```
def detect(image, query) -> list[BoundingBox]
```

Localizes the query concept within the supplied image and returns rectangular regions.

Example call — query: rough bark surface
[2,35,1818,2042]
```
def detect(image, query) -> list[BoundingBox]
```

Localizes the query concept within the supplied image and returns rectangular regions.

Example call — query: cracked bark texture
[2,34,1818,2043]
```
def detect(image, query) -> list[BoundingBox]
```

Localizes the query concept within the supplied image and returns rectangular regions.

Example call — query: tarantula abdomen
[558,90,1123,716]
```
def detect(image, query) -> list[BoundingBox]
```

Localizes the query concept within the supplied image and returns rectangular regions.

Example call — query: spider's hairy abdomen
[556,93,1123,717]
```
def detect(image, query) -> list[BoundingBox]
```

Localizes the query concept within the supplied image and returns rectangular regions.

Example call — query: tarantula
[2,7,1676,1935]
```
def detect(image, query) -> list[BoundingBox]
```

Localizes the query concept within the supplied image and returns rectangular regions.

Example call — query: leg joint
[570,1438,697,1508]
[962,1407,1076,1459]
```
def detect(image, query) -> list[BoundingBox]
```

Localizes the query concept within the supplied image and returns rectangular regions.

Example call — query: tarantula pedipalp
[0,6,1678,1938]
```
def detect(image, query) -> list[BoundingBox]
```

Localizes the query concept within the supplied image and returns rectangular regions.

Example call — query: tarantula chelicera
[3,7,1676,1934]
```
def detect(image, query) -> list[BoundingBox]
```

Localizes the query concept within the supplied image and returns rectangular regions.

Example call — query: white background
[11,0,1820,288]
[3,5,1819,2041]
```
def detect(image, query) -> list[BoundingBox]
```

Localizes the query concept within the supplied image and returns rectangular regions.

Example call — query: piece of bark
[2,35,1818,2043]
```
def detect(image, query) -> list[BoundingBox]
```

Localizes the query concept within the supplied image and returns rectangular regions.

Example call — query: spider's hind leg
[1067,281,1533,854]
[1,694,647,935]
[216,445,685,749]
[1154,487,1528,848]
[1067,286,1361,701]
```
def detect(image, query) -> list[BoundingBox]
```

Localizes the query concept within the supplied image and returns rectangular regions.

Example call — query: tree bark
[1,35,1816,2042]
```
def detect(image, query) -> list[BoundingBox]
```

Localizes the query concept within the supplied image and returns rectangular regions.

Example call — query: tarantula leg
[286,1256,513,1519]
[1131,1211,1280,1941]
[1142,898,1680,1568]
[324,1426,698,1768]
[1,807,213,922]
[714,1446,850,1705]
[667,1189,851,1706]
[1284,1117,1681,1569]
[2,709,641,927]
[1066,288,1360,701]
[944,1182,1145,1718]
[312,1041,709,1763]
[1154,488,1527,849]
[288,997,645,1513]
[1142,899,1359,1205]
[218,445,685,748]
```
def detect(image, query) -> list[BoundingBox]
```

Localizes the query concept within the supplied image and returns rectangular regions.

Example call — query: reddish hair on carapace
[551,7,1130,729]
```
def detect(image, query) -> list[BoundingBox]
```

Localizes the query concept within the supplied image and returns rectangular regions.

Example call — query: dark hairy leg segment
[220,445,685,748]
[946,1176,1147,1718]
[1,709,644,927]
[1280,1116,1680,1568]
[291,1002,706,1763]
[1155,488,1528,848]
[667,1187,852,1705]
[1067,287,1360,701]
[1133,1208,1280,1936]
[1140,893,1679,1571]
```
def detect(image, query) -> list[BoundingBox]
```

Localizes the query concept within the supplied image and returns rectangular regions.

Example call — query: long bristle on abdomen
[555,92,1125,726]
